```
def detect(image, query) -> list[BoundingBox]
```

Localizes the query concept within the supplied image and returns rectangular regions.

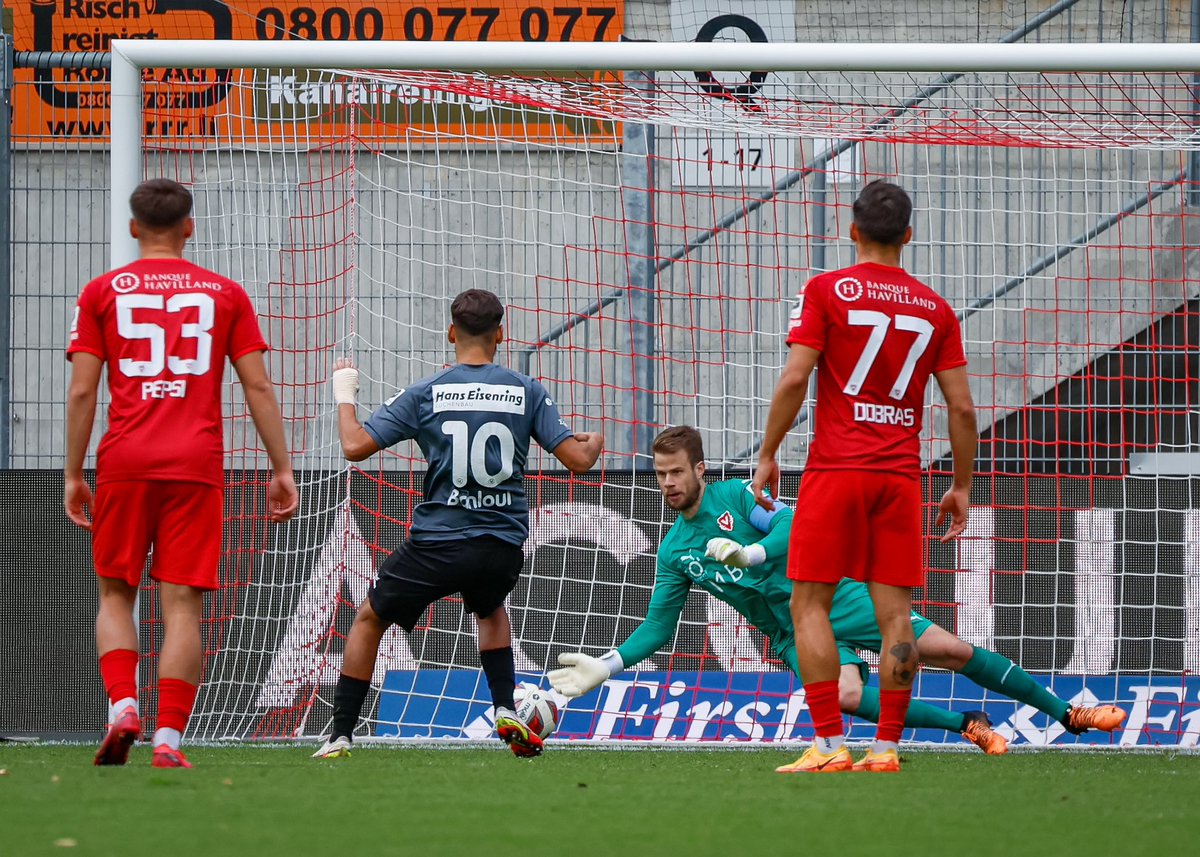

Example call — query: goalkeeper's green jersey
[616,479,906,675]
[617,479,797,668]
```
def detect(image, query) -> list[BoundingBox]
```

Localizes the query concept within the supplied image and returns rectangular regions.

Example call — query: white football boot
[311,736,352,759]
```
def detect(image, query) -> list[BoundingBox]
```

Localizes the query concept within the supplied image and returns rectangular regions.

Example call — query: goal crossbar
[112,39,1200,73]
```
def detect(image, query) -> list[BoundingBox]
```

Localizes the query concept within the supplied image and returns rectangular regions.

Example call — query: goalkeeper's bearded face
[654,450,704,513]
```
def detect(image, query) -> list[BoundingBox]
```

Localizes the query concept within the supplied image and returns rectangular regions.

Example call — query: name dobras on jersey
[853,402,915,427]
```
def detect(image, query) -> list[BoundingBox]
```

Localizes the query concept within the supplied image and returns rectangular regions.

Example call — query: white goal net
[108,38,1200,747]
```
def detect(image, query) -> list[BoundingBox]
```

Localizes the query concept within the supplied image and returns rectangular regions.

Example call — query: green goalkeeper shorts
[830,578,935,667]
[776,641,867,684]
[774,580,935,683]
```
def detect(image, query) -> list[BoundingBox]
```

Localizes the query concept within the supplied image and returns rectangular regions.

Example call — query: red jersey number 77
[842,310,934,400]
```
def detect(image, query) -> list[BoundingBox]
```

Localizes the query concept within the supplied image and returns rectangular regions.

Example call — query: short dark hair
[129,178,192,230]
[653,425,705,466]
[450,289,505,336]
[852,180,912,246]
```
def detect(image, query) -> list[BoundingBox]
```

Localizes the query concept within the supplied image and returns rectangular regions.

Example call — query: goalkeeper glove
[332,365,359,405]
[705,537,766,568]
[548,650,623,698]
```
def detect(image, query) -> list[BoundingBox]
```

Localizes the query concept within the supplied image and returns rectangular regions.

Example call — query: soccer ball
[513,685,559,740]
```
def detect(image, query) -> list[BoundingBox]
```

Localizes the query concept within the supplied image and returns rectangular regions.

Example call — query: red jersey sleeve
[227,287,269,362]
[786,277,829,351]
[932,303,968,373]
[66,280,105,361]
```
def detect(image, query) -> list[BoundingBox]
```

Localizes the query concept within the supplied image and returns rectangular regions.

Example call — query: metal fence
[3,0,1199,471]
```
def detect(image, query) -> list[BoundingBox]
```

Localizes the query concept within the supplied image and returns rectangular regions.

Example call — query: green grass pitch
[1,744,1195,857]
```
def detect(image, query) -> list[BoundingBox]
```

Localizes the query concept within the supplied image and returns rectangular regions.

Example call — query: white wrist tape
[599,650,625,678]
[744,543,767,567]
[332,367,359,405]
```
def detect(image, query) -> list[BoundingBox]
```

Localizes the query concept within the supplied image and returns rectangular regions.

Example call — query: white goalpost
[107,39,1200,747]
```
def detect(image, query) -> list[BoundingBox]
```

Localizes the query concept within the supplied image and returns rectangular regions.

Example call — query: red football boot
[94,707,141,766]
[151,745,193,769]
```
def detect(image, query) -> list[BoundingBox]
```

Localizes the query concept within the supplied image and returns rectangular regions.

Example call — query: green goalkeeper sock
[853,686,965,732]
[959,646,1070,723]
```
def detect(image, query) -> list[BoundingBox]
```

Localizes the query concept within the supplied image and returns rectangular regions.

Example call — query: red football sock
[98,649,138,707]
[877,688,913,744]
[157,678,199,734]
[803,680,844,738]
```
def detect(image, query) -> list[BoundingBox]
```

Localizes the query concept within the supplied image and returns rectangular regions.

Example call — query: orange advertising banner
[11,0,624,146]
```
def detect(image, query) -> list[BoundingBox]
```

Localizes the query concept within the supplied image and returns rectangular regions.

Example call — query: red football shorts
[92,481,224,591]
[787,469,924,588]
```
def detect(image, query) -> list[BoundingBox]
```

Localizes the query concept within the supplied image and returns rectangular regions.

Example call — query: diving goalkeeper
[549,426,1125,751]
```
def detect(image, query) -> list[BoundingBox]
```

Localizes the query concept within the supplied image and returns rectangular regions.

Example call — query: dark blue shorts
[368,535,524,631]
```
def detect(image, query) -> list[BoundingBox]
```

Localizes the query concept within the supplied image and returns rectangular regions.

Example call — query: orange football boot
[1065,705,1127,734]
[775,745,854,773]
[961,711,1009,755]
[851,748,901,773]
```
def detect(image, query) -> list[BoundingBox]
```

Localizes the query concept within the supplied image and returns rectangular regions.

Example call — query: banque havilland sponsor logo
[110,271,223,293]
[864,281,938,311]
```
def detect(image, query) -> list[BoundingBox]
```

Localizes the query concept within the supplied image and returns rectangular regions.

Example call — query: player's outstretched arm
[233,350,299,523]
[933,365,977,541]
[64,352,103,530]
[549,561,688,697]
[552,431,604,473]
[328,359,381,462]
[752,344,819,509]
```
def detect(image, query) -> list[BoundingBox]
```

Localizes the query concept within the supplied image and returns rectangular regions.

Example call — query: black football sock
[332,674,371,740]
[479,646,516,711]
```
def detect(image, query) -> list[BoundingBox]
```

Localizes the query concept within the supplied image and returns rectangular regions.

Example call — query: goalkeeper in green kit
[548,426,1125,750]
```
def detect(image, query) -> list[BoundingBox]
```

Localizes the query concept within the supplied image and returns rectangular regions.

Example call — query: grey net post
[618,69,657,463]
[0,34,11,469]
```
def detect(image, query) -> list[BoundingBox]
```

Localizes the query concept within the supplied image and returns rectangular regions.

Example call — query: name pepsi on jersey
[431,382,525,414]
[141,379,187,400]
[853,401,915,427]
